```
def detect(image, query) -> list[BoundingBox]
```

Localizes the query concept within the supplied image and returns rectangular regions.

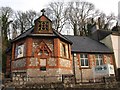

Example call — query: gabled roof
[64,35,113,53]
[34,14,52,23]
[12,27,72,44]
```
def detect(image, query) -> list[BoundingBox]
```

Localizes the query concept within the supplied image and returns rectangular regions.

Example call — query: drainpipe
[72,53,76,84]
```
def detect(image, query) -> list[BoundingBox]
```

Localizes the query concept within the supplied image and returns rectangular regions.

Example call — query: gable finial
[41,9,45,15]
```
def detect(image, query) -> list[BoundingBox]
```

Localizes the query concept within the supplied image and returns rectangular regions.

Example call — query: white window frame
[80,54,89,67]
[95,54,103,66]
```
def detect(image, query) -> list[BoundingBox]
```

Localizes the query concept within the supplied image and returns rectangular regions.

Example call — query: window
[38,21,49,31]
[80,54,89,67]
[95,54,103,66]
[62,44,66,57]
[15,44,24,58]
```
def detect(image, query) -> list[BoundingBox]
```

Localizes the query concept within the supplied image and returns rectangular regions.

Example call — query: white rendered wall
[101,34,120,68]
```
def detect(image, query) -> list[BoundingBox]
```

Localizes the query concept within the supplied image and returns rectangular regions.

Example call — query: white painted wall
[101,34,120,68]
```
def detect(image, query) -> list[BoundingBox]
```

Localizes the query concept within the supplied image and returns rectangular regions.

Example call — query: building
[101,27,120,77]
[65,35,115,82]
[118,1,120,26]
[6,10,116,84]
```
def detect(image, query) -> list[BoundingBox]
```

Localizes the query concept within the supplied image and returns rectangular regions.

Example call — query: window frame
[80,54,89,67]
[62,44,66,57]
[95,54,103,66]
[15,43,25,59]
[38,21,49,31]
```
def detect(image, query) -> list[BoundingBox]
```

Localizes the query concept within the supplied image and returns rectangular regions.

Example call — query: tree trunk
[74,23,77,36]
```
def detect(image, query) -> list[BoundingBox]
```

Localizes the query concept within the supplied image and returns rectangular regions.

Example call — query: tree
[26,10,38,26]
[0,7,13,40]
[112,22,120,33]
[0,7,13,73]
[13,10,38,34]
[96,13,116,30]
[13,11,29,33]
[66,1,100,36]
[45,2,68,32]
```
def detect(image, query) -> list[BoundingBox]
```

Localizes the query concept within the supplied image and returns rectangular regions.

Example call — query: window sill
[80,66,90,69]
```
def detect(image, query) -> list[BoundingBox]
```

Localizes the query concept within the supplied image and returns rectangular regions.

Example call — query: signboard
[93,64,115,77]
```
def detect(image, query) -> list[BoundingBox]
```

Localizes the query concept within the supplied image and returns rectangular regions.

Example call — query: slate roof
[12,27,72,44]
[90,29,112,41]
[12,27,34,42]
[64,35,113,53]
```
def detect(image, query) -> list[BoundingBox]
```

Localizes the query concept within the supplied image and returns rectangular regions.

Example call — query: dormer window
[38,21,49,31]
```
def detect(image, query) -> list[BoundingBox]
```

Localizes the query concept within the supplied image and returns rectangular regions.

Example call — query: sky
[0,0,120,16]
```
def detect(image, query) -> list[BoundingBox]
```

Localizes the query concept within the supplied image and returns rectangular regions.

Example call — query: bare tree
[0,7,13,72]
[96,13,116,30]
[45,2,68,32]
[13,11,29,33]
[13,10,38,34]
[0,7,13,53]
[26,10,38,26]
[66,1,100,36]
[0,7,13,40]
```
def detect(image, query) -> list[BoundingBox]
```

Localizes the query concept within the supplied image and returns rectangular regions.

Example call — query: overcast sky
[0,0,120,16]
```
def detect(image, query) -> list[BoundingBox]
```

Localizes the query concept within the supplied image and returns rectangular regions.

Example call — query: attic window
[38,21,49,31]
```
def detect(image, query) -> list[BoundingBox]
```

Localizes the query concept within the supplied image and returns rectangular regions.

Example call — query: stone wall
[12,71,27,85]
[12,58,26,69]
[28,57,57,67]
[48,58,57,66]
[26,67,73,84]
[59,58,71,67]
[27,68,61,84]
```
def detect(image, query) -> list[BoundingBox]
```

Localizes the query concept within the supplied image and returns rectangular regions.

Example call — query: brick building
[6,11,116,84]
